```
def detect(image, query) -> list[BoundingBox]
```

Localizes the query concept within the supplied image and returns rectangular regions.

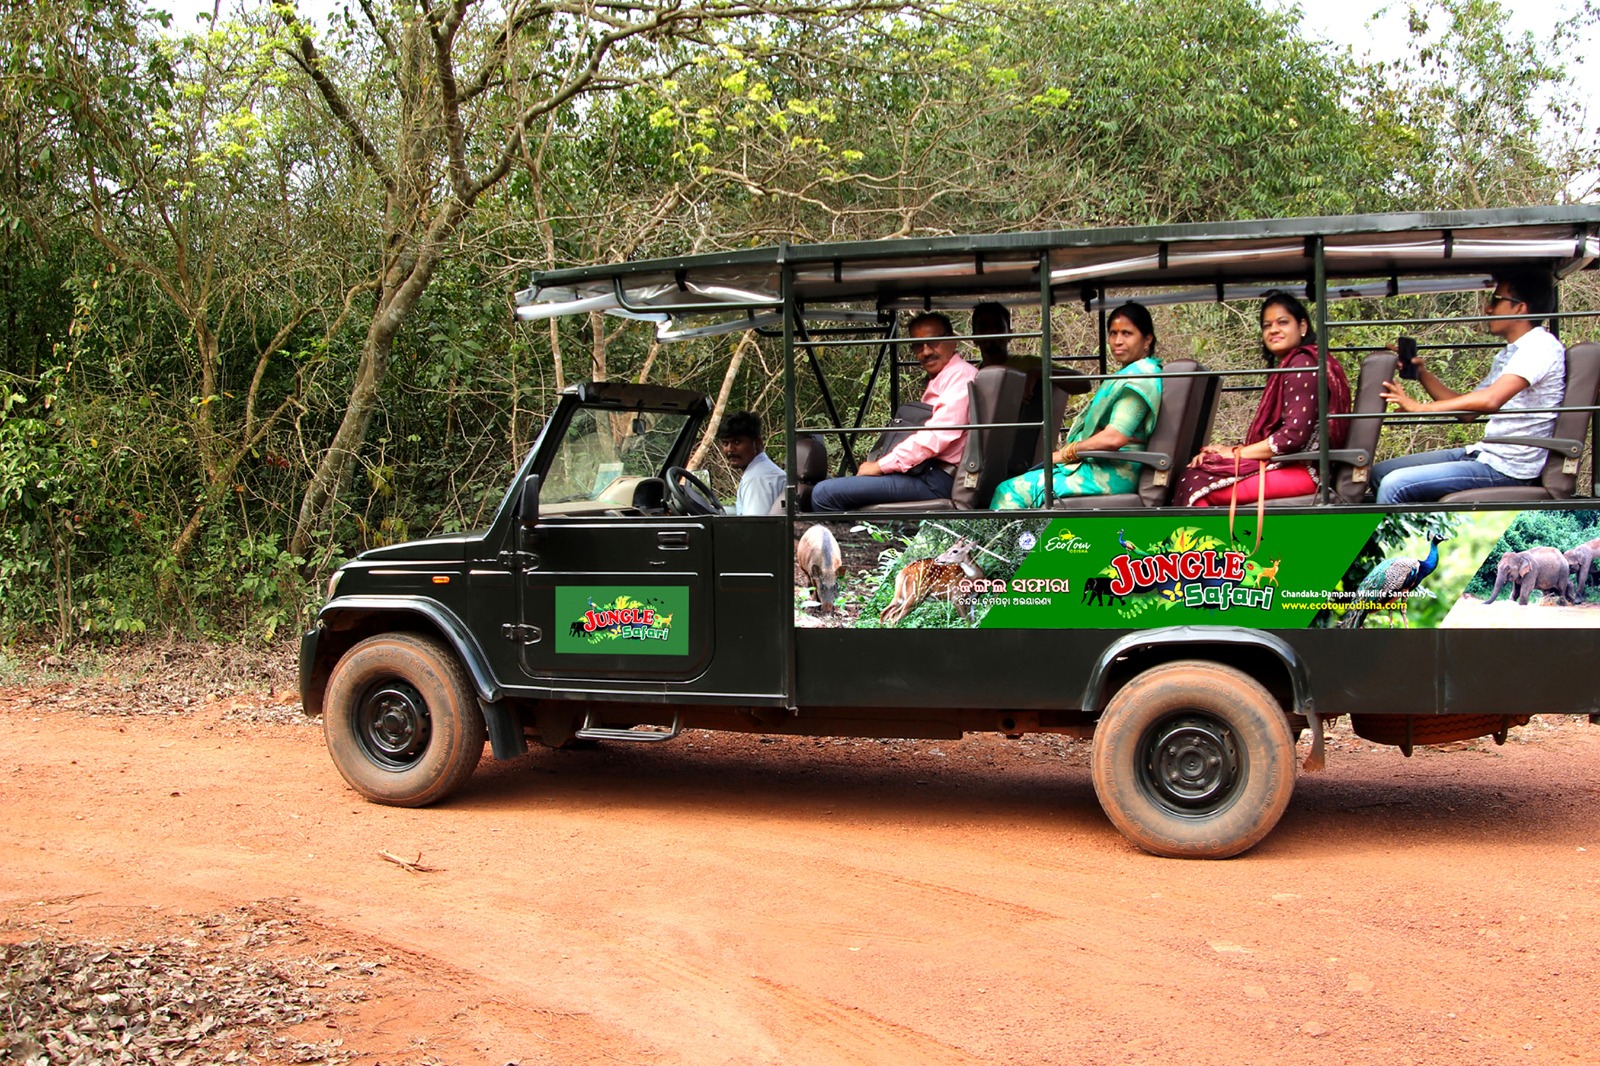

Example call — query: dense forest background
[1,0,1596,645]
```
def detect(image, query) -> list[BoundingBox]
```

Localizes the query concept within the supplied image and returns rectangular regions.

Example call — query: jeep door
[516,402,715,683]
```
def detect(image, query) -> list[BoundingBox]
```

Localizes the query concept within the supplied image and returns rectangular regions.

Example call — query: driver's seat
[767,435,828,513]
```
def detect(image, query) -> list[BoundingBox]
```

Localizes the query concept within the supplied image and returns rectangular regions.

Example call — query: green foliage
[1406,511,1509,626]
[989,0,1389,223]
[1,0,1596,646]
[1354,0,1599,208]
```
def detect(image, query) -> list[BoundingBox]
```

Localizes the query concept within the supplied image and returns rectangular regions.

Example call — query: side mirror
[518,473,542,527]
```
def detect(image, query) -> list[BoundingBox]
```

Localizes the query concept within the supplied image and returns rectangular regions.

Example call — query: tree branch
[279,6,398,198]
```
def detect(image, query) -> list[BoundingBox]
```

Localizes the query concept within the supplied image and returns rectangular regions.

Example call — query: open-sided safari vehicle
[301,206,1600,857]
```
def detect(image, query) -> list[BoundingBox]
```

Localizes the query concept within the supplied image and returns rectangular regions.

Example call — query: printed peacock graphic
[1339,534,1447,629]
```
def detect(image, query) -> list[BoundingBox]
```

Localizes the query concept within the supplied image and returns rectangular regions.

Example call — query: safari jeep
[301,206,1600,858]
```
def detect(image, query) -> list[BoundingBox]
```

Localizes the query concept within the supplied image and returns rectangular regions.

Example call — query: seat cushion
[858,499,959,513]
[1051,493,1142,510]
[1437,486,1555,504]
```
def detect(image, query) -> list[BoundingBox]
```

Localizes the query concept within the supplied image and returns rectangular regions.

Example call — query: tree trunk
[290,186,465,557]
[290,315,398,557]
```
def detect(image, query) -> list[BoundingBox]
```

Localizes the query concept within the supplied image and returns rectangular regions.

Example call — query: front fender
[298,596,504,717]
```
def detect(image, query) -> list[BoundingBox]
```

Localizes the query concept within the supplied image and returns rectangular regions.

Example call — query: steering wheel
[664,467,725,516]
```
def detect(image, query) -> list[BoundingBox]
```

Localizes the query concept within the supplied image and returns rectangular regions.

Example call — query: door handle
[657,531,690,549]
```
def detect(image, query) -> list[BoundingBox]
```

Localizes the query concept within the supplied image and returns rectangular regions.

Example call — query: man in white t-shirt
[718,411,787,515]
[1374,269,1566,504]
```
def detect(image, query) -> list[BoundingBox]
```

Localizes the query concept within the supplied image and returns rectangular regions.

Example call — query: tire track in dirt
[748,975,981,1064]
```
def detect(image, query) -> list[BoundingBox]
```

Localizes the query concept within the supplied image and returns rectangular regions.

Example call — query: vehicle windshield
[541,407,691,504]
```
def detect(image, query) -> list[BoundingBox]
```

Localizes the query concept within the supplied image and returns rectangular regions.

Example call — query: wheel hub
[356,682,432,769]
[1141,714,1241,814]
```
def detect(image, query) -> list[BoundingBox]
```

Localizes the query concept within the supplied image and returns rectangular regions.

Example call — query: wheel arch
[300,597,503,718]
[1081,627,1311,721]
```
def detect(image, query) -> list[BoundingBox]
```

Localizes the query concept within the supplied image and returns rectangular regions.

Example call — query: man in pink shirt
[811,312,978,511]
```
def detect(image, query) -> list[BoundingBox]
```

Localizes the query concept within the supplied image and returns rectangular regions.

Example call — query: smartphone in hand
[1396,335,1420,380]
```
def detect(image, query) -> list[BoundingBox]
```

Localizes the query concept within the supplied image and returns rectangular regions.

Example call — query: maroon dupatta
[1244,345,1351,450]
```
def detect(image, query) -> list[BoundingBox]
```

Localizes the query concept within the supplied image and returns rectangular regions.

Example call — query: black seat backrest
[793,434,828,510]
[1329,351,1399,502]
[767,434,830,513]
[1537,340,1600,498]
[952,366,1027,509]
[1135,358,1208,507]
[1008,382,1073,477]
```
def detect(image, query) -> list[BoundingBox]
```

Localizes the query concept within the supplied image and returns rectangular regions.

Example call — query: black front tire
[1091,660,1296,859]
[322,633,486,807]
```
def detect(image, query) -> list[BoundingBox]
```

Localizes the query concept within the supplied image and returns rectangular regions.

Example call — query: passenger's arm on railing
[1055,428,1134,465]
[1053,392,1147,463]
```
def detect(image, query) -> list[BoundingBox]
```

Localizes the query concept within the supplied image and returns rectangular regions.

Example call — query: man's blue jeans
[809,468,955,511]
[1372,447,1532,504]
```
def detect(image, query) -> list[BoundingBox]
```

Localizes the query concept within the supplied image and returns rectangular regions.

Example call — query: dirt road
[3,665,1599,1065]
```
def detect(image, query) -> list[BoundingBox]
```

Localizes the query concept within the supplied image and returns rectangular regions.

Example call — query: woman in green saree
[992,301,1162,510]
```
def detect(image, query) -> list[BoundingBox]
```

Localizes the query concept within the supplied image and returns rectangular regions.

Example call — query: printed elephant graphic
[1081,576,1128,607]
[1488,546,1574,605]
[1563,536,1600,599]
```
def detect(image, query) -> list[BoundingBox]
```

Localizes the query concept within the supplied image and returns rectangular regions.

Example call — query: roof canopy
[516,207,1600,340]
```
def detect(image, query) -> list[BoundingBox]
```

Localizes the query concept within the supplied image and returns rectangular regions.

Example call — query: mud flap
[480,700,527,760]
[1302,709,1327,773]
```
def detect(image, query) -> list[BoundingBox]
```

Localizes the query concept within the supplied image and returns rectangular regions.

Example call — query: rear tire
[323,633,486,807]
[1091,660,1295,859]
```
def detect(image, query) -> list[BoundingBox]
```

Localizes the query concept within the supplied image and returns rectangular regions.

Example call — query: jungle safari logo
[571,595,674,644]
[1107,528,1276,612]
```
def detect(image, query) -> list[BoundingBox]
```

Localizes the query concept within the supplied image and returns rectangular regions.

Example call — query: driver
[718,411,787,515]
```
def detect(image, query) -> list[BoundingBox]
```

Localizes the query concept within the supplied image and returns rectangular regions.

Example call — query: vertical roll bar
[780,249,798,711]
[1312,237,1331,502]
[1040,251,1056,509]
[1097,293,1108,375]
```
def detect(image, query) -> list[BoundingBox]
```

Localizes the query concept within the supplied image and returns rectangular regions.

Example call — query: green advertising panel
[556,586,690,655]
[792,509,1600,632]
[980,513,1380,630]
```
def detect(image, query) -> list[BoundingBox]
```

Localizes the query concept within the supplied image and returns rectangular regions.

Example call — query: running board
[574,712,682,743]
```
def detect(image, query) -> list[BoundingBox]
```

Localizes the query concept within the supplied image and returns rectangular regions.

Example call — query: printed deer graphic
[1254,558,1282,586]
[880,538,985,626]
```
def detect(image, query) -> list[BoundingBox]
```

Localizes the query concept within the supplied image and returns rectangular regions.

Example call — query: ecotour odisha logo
[1042,529,1092,552]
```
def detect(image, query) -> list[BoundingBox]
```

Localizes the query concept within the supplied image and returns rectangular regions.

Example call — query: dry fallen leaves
[0,907,378,1065]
